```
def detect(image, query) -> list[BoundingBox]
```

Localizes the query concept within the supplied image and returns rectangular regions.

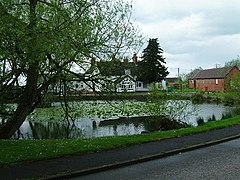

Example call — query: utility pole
[177,68,182,91]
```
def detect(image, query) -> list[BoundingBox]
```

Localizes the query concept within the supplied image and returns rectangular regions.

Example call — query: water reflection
[13,121,85,139]
[12,102,232,140]
[13,116,187,140]
[188,103,232,125]
[99,116,188,132]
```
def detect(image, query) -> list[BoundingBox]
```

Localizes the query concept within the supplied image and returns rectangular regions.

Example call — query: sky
[128,0,240,77]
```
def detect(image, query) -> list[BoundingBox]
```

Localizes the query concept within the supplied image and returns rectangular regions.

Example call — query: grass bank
[1,115,240,166]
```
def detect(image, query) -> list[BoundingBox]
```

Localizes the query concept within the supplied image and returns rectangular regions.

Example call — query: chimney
[132,53,138,64]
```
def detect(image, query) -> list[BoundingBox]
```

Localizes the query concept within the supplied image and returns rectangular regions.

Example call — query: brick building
[188,66,240,92]
[166,77,181,89]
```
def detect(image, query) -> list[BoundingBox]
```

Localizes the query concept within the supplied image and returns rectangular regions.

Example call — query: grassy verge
[1,115,240,166]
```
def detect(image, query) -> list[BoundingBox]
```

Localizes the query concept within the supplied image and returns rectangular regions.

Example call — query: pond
[11,100,232,139]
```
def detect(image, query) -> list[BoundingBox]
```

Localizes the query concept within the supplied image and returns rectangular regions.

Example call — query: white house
[66,68,149,93]
[115,71,136,92]
[53,54,166,94]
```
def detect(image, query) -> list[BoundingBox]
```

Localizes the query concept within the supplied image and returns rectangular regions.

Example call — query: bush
[231,107,240,116]
[191,93,205,104]
[223,96,235,106]
[207,114,216,122]
[196,117,205,126]
[221,112,233,120]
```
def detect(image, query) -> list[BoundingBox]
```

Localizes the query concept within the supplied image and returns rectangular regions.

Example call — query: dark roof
[114,74,135,84]
[166,77,179,83]
[97,61,137,76]
[190,67,233,79]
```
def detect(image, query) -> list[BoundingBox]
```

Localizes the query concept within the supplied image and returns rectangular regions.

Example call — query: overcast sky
[129,0,240,77]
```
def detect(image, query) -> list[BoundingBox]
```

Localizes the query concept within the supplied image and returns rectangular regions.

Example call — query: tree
[225,56,240,68]
[0,0,144,139]
[137,38,169,83]
[185,67,203,80]
[224,56,240,98]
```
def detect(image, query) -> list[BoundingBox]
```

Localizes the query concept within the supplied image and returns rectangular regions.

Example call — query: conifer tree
[138,38,169,83]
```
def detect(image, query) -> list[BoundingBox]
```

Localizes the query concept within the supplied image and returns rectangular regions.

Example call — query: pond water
[12,101,232,139]
[13,116,185,139]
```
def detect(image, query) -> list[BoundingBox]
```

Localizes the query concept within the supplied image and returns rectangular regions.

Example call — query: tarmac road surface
[75,138,240,180]
[2,125,240,179]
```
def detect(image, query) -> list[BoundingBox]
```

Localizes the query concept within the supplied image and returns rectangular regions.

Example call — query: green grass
[173,88,199,92]
[1,115,240,166]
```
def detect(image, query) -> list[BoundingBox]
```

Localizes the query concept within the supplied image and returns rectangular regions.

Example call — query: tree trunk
[0,63,39,139]
[0,103,34,139]
[0,0,39,139]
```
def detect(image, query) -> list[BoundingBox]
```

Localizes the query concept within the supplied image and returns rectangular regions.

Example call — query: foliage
[184,66,203,90]
[221,112,233,120]
[141,116,190,133]
[225,56,240,68]
[27,96,198,132]
[0,104,16,123]
[97,60,138,77]
[147,87,197,124]
[228,82,240,103]
[0,0,144,138]
[196,117,205,126]
[1,115,240,165]
[221,106,240,120]
[147,83,166,102]
[224,57,240,103]
[207,114,216,122]
[191,93,205,103]
[29,101,147,122]
[137,38,169,83]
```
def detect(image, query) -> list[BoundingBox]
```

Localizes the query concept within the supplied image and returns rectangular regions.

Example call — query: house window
[202,80,204,84]
[191,80,194,84]
[208,80,211,84]
[216,79,218,85]
[137,82,142,87]
[80,82,84,88]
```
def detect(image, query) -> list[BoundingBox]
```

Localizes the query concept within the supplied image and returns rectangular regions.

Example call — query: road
[73,138,240,180]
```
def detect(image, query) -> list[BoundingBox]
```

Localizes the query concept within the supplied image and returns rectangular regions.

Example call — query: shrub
[223,96,235,106]
[221,112,232,120]
[196,117,205,126]
[231,107,240,116]
[208,114,216,122]
[191,93,205,104]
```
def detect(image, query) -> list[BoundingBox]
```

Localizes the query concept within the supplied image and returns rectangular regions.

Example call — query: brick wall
[188,78,224,92]
[188,66,240,92]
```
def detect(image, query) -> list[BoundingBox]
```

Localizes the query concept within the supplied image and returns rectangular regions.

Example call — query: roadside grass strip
[1,115,240,165]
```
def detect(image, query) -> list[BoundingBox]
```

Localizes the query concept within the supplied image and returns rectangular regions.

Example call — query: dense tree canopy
[0,0,144,139]
[137,38,169,83]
